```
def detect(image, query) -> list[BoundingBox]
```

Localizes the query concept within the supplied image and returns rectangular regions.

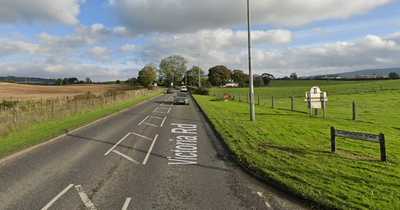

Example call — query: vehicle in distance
[174,92,189,105]
[166,87,174,93]
[176,86,181,90]
[180,86,187,92]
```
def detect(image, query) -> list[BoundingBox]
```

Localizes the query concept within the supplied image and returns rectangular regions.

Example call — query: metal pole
[247,0,255,121]
[197,54,201,87]
[185,71,187,86]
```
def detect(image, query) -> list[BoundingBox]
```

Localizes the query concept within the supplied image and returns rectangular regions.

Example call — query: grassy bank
[0,90,164,159]
[193,80,400,209]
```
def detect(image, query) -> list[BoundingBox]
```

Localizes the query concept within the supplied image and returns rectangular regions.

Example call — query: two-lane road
[0,92,309,209]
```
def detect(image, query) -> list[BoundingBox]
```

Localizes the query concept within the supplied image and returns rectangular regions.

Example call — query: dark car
[166,87,174,93]
[174,92,189,105]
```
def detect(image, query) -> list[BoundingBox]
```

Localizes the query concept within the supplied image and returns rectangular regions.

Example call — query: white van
[180,86,187,92]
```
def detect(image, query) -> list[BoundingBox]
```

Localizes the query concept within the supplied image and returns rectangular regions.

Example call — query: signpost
[331,126,386,162]
[305,86,327,117]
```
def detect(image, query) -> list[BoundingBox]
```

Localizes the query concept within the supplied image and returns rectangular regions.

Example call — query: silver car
[174,92,189,105]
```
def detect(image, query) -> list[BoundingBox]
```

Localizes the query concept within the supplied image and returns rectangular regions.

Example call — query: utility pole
[247,0,255,121]
[196,54,201,87]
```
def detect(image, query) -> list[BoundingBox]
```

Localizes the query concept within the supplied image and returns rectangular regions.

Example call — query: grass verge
[193,81,400,210]
[0,90,164,159]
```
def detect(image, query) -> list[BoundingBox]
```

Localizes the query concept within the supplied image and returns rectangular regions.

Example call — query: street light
[247,0,255,121]
[196,54,201,87]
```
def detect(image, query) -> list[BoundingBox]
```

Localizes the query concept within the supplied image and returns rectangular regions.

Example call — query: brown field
[0,82,140,101]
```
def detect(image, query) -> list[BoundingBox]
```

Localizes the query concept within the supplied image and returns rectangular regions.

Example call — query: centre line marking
[138,115,150,125]
[160,116,167,127]
[41,184,74,210]
[122,198,132,210]
[112,150,140,164]
[142,134,159,165]
[75,185,97,210]
[130,132,152,140]
[104,132,131,155]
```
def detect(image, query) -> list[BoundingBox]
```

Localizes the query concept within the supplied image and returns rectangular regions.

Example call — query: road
[0,91,309,209]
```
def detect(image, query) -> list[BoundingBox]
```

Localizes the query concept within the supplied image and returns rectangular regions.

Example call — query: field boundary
[0,93,164,166]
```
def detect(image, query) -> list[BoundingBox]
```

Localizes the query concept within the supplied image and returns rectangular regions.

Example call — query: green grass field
[193,80,400,209]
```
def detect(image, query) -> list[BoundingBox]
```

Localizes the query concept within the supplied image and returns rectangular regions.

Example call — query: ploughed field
[0,83,137,101]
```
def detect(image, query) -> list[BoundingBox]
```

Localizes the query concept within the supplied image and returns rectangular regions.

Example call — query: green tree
[159,55,188,86]
[69,77,78,84]
[86,77,92,83]
[185,66,204,86]
[253,76,263,86]
[208,65,232,87]
[55,78,63,85]
[290,72,298,80]
[261,73,275,86]
[231,70,248,87]
[116,80,120,84]
[62,78,69,85]
[138,64,158,88]
[389,72,399,79]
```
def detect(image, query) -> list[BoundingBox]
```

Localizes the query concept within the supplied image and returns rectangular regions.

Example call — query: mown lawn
[193,80,400,209]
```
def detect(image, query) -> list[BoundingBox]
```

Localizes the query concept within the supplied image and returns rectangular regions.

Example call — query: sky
[1,0,400,82]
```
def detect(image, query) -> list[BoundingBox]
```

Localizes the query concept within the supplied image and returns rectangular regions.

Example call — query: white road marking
[143,122,158,127]
[152,107,159,113]
[138,115,150,125]
[160,116,167,127]
[41,184,74,210]
[142,134,159,164]
[104,132,131,155]
[112,150,140,164]
[122,198,131,210]
[131,132,152,140]
[167,108,171,113]
[170,103,173,107]
[257,191,271,208]
[75,185,97,210]
[149,116,164,120]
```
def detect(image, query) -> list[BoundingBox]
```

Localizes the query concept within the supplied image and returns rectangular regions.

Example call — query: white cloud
[85,46,111,55]
[0,38,39,57]
[35,32,95,48]
[117,44,136,52]
[0,0,84,25]
[107,0,395,36]
[74,23,113,38]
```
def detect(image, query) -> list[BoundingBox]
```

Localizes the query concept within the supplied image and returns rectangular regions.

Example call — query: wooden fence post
[353,101,357,120]
[52,102,55,118]
[258,94,260,105]
[13,108,17,123]
[380,133,387,162]
[272,95,274,108]
[41,98,43,109]
[75,100,78,113]
[331,126,336,152]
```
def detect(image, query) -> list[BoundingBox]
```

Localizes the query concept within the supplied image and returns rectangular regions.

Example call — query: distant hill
[336,67,400,78]
[0,76,56,85]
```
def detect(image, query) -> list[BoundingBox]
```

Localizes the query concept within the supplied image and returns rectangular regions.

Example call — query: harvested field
[0,83,140,100]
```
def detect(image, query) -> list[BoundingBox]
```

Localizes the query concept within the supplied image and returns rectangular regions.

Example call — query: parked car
[180,86,187,92]
[176,86,181,90]
[174,92,189,105]
[166,87,174,93]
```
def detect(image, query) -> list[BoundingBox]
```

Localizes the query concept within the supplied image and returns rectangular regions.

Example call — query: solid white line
[160,116,167,127]
[167,108,171,113]
[143,122,158,127]
[138,115,150,125]
[75,185,97,210]
[149,116,164,120]
[130,132,152,140]
[104,132,131,155]
[122,198,131,210]
[152,107,159,113]
[41,184,74,210]
[142,134,159,164]
[112,150,140,164]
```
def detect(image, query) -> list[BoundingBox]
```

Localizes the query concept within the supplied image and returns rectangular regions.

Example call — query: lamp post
[185,71,187,86]
[196,54,201,87]
[247,0,255,121]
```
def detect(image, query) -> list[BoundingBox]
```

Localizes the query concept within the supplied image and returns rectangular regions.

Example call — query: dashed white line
[138,115,150,125]
[104,132,131,155]
[160,116,167,127]
[112,150,140,164]
[167,108,171,113]
[41,184,74,210]
[122,198,131,210]
[142,134,159,164]
[130,132,152,140]
[75,185,97,210]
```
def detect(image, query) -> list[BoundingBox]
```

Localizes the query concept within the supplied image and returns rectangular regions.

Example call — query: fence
[0,89,158,135]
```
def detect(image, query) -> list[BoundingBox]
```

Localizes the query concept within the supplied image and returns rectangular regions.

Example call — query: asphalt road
[0,91,310,210]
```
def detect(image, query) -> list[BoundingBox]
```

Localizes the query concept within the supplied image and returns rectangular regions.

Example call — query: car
[166,87,174,93]
[180,86,187,92]
[176,86,181,90]
[174,92,189,105]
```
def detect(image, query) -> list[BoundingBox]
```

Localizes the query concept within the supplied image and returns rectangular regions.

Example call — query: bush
[195,87,211,95]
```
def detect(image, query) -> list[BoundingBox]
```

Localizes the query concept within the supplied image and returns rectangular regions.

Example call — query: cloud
[74,23,113,38]
[84,46,113,62]
[0,38,39,57]
[0,0,84,25]
[106,0,395,36]
[117,44,136,52]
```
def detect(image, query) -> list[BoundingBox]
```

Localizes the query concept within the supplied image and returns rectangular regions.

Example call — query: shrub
[195,87,211,95]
